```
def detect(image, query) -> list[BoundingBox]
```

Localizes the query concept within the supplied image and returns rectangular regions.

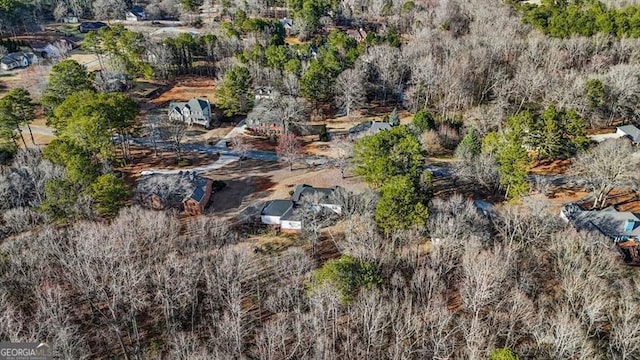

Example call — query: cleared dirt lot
[204,159,368,218]
[143,77,230,144]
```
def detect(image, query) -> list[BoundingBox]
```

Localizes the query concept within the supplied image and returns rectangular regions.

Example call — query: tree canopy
[375,175,429,232]
[353,125,424,188]
[41,60,94,115]
[308,255,381,304]
[215,65,254,117]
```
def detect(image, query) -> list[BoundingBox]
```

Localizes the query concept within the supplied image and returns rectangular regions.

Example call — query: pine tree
[456,127,481,158]
[496,133,530,200]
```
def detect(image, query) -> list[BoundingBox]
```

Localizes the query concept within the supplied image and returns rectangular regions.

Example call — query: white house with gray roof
[561,204,640,242]
[169,98,213,128]
[260,185,343,232]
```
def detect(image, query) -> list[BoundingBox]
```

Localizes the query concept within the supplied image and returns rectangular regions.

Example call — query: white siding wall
[281,220,302,231]
[320,203,342,215]
[261,215,281,225]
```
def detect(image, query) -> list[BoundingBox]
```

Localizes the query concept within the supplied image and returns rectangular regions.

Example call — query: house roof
[370,122,392,133]
[187,175,211,202]
[280,18,293,27]
[137,171,211,206]
[80,21,108,29]
[261,199,294,217]
[130,6,146,17]
[564,205,640,238]
[348,121,391,139]
[618,125,640,142]
[0,57,19,65]
[291,184,337,204]
[169,98,211,117]
[1,52,35,65]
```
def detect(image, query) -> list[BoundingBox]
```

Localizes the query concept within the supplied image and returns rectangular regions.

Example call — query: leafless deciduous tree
[0,148,65,210]
[332,136,353,178]
[230,135,251,160]
[276,133,303,171]
[92,0,127,20]
[453,153,500,194]
[159,116,189,162]
[571,138,640,209]
[335,68,367,118]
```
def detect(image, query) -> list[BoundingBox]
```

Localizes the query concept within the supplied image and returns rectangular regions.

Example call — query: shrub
[489,348,519,360]
[421,130,446,155]
[412,109,436,132]
[308,255,382,304]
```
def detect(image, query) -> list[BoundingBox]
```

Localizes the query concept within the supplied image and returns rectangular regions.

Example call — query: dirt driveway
[205,159,368,218]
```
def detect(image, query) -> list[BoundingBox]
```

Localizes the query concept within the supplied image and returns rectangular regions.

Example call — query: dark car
[78,21,109,33]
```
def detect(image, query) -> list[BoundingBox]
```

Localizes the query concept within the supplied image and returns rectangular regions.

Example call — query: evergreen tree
[41,60,94,115]
[496,133,531,200]
[89,174,129,218]
[375,175,429,232]
[455,127,481,158]
[388,107,400,126]
[353,125,424,188]
[215,66,254,116]
[0,88,37,146]
[412,109,436,132]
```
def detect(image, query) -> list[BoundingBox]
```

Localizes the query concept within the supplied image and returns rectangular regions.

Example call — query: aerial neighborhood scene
[5,0,640,358]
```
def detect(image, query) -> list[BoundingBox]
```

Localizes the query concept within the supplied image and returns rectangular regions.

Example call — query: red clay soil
[529,159,572,175]
[149,77,216,106]
[586,127,617,135]
[576,188,640,212]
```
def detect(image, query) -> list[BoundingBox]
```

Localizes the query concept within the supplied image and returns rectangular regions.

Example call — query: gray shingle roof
[291,184,336,204]
[618,125,640,142]
[565,205,640,239]
[348,121,391,139]
[261,200,294,217]
[169,98,211,120]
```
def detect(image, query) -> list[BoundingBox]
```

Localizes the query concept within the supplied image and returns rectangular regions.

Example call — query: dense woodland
[3,0,640,358]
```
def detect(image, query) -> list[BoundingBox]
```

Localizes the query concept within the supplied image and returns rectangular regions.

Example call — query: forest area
[3,0,640,358]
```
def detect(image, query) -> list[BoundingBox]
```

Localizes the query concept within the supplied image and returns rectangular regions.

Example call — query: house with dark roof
[30,39,73,58]
[126,6,148,21]
[561,204,640,242]
[616,125,640,144]
[169,98,214,128]
[136,171,213,215]
[0,52,37,71]
[261,199,294,225]
[259,185,342,232]
[183,175,213,216]
[292,184,342,215]
[348,121,392,140]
